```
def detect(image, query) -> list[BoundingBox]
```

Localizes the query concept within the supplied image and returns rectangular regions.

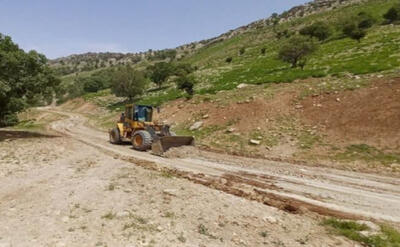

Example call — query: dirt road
[48,109,400,224]
[1,109,362,247]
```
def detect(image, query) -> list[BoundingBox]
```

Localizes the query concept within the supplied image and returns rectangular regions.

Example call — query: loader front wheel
[109,128,121,144]
[132,130,153,151]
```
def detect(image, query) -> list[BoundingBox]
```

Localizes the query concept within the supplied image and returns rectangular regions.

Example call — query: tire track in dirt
[44,109,400,223]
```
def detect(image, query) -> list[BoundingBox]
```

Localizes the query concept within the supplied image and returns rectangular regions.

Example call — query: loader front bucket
[151,136,195,156]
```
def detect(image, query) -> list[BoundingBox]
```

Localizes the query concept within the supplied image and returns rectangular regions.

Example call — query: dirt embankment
[300,77,400,149]
[157,76,400,174]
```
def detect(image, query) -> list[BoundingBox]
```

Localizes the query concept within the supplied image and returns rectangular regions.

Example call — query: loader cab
[125,104,153,123]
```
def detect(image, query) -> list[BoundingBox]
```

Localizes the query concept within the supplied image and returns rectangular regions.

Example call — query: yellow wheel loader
[109,104,194,155]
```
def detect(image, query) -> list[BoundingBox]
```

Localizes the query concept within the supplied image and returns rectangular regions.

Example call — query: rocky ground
[0,128,355,247]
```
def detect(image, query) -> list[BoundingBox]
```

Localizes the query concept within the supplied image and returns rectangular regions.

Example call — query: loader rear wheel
[132,130,153,151]
[109,128,121,144]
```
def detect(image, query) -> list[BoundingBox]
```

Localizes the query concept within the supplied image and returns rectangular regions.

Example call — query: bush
[176,75,195,99]
[111,66,148,100]
[299,21,332,41]
[383,5,400,23]
[239,47,246,55]
[261,48,266,55]
[357,12,375,29]
[342,21,367,42]
[278,35,318,69]
[226,57,233,63]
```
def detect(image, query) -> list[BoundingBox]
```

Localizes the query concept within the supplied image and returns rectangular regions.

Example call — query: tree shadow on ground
[0,130,59,142]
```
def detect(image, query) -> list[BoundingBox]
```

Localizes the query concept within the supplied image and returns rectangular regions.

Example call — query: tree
[299,21,332,41]
[111,66,147,100]
[0,34,60,126]
[226,57,233,63]
[260,48,266,55]
[173,63,195,77]
[278,35,317,68]
[176,75,195,99]
[149,62,174,89]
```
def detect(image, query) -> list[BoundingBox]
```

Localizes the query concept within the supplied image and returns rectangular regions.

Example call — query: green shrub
[239,47,246,55]
[383,4,400,23]
[357,12,376,29]
[226,57,233,63]
[260,47,266,55]
[299,21,332,41]
[342,21,367,42]
[176,75,195,99]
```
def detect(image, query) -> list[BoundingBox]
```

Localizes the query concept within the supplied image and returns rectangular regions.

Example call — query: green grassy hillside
[58,0,400,106]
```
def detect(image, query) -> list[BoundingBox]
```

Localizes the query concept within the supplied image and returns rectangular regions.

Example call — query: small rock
[263,216,278,224]
[202,114,209,119]
[116,211,130,218]
[245,99,251,103]
[61,216,69,223]
[355,75,361,79]
[163,189,178,197]
[377,74,384,78]
[336,98,341,102]
[157,226,164,231]
[189,121,203,131]
[256,136,263,140]
[249,139,261,145]
[237,83,248,89]
[226,128,236,133]
[295,104,303,109]
[316,104,322,107]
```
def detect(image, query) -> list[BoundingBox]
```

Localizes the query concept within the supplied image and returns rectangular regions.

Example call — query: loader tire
[132,130,153,151]
[109,128,121,144]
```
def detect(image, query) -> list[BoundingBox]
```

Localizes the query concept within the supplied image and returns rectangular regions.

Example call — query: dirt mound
[300,77,400,149]
[163,146,200,159]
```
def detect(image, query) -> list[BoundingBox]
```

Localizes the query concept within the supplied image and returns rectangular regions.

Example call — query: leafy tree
[149,62,174,88]
[226,57,233,63]
[111,66,147,100]
[383,5,400,23]
[278,35,317,68]
[173,63,195,77]
[176,75,195,99]
[0,34,60,126]
[299,21,332,41]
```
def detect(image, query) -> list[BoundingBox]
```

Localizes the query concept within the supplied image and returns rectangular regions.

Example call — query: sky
[0,0,309,59]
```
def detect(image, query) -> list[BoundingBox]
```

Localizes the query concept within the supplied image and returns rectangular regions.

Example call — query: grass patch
[323,218,400,247]
[336,144,400,165]
[101,211,116,220]
[198,224,217,239]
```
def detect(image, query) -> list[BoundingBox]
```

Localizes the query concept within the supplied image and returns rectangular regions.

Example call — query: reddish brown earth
[300,77,400,149]
[156,75,400,174]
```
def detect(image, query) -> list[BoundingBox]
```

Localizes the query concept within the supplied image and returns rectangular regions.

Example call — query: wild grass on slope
[323,218,400,247]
